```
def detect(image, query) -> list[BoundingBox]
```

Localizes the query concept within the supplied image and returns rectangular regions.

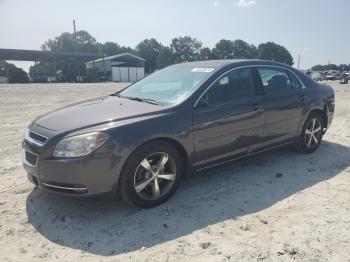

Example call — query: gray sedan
[22,59,335,207]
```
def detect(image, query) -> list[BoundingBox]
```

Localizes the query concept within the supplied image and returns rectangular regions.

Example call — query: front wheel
[119,141,183,208]
[296,112,324,153]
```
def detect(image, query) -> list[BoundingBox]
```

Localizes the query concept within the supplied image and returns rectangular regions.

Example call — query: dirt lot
[0,82,349,262]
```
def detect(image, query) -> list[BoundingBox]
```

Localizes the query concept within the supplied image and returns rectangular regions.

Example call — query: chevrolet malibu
[22,60,335,208]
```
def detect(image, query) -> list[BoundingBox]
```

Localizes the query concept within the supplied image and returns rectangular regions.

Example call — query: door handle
[300,94,306,101]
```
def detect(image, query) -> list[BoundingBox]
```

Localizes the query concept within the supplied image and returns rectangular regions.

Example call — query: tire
[119,141,183,208]
[296,112,324,153]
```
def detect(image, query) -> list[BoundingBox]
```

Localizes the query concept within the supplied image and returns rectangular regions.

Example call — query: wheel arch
[152,137,191,174]
[301,107,328,134]
[122,136,191,178]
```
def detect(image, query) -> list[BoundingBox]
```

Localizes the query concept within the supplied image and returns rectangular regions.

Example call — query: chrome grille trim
[24,127,48,146]
[42,183,88,191]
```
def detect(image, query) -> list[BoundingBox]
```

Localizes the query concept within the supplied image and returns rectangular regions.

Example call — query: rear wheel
[296,112,323,153]
[119,141,183,208]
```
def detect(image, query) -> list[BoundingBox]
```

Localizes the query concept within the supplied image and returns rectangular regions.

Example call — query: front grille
[29,131,47,144]
[25,151,38,166]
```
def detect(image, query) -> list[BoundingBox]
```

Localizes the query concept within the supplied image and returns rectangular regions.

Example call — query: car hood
[34,96,164,131]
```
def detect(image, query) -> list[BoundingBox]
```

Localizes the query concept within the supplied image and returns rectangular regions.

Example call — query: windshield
[119,66,214,105]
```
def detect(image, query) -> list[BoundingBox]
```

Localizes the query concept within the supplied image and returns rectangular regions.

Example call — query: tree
[29,62,56,77]
[118,46,136,55]
[311,64,340,71]
[42,30,98,53]
[136,38,162,74]
[157,47,174,69]
[41,32,75,52]
[98,42,121,56]
[35,31,100,80]
[200,47,212,61]
[212,39,234,59]
[258,42,294,65]
[0,60,29,83]
[170,36,202,63]
[73,31,98,53]
[232,40,258,59]
[8,67,29,83]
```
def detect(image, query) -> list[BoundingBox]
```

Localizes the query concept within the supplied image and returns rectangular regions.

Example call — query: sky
[0,0,349,72]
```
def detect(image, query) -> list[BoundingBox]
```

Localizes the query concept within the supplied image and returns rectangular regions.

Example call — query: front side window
[119,66,213,105]
[204,68,256,105]
[257,68,293,93]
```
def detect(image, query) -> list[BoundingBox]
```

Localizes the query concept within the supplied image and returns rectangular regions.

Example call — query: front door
[193,67,265,167]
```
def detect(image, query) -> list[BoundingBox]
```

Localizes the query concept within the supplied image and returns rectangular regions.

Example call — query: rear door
[193,67,265,166]
[253,67,306,149]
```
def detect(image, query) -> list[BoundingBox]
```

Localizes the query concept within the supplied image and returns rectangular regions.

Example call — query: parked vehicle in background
[22,59,335,208]
[345,72,350,80]
[311,72,324,81]
[57,69,76,83]
[47,76,57,83]
[326,71,341,81]
[340,73,349,84]
[30,73,47,83]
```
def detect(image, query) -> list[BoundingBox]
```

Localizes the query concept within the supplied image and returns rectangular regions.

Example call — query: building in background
[86,53,145,82]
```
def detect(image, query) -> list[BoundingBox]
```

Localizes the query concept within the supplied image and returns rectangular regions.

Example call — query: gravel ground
[0,81,349,262]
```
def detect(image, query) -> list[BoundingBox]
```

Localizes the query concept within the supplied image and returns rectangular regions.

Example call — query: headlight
[53,132,109,158]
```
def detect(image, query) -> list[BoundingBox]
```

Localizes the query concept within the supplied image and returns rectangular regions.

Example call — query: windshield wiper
[111,92,123,97]
[111,93,160,105]
[127,97,160,105]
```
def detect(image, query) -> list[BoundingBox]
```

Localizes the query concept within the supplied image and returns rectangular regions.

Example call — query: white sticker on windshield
[191,68,214,73]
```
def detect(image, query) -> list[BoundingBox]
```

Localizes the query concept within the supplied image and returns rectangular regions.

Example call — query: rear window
[257,68,293,93]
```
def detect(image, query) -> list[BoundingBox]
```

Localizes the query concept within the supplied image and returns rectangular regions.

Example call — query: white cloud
[236,0,256,8]
[213,1,220,7]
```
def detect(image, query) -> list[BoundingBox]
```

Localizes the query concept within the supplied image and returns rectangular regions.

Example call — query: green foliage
[0,60,14,76]
[30,29,297,80]
[98,42,120,56]
[33,30,100,79]
[200,47,213,61]
[170,36,202,63]
[29,62,56,76]
[258,42,294,65]
[0,60,29,83]
[136,38,162,74]
[97,42,135,56]
[212,39,234,59]
[311,64,341,71]
[232,40,258,59]
[41,30,98,53]
[156,47,174,69]
[8,67,29,83]
[211,39,258,60]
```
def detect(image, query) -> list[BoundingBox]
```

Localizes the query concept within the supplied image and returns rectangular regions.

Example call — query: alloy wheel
[134,152,177,200]
[305,118,322,149]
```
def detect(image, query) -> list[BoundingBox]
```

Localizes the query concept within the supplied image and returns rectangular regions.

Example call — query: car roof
[172,59,290,70]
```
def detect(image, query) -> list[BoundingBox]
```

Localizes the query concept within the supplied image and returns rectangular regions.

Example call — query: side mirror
[219,76,229,86]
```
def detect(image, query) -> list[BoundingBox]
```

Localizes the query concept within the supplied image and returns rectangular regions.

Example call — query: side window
[257,68,292,94]
[289,72,303,89]
[205,68,255,105]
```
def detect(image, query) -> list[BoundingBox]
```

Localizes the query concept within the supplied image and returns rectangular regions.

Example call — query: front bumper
[22,126,122,197]
[22,147,120,196]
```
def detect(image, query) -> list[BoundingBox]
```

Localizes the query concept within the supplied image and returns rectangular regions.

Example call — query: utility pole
[73,19,81,82]
[73,19,76,34]
[102,46,106,81]
[297,54,301,69]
